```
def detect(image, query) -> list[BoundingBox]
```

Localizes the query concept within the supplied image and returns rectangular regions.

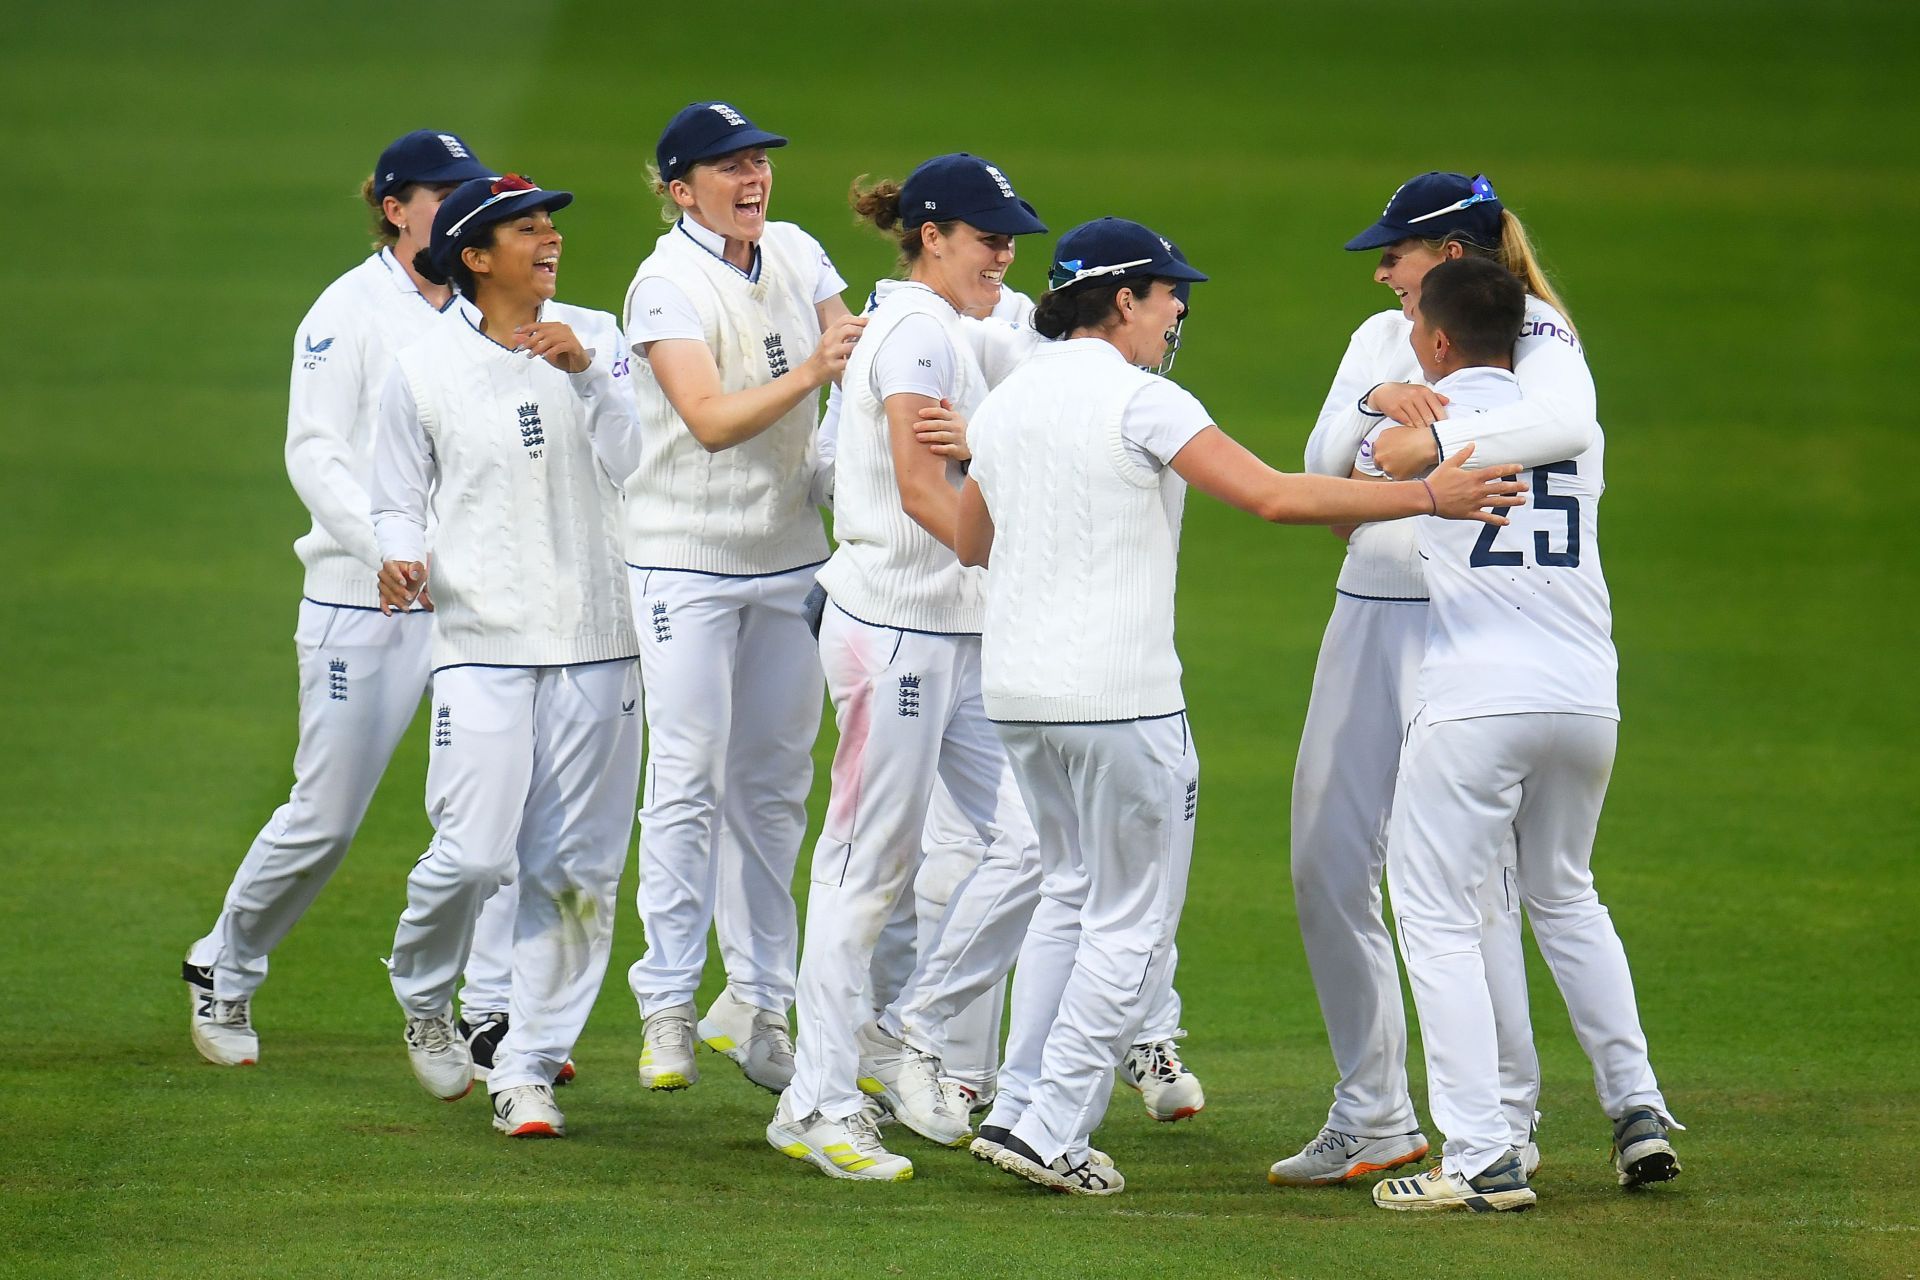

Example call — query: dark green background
[4,1,1915,1276]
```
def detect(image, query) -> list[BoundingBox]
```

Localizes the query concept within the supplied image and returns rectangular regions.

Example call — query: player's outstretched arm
[646,310,866,454]
[1171,428,1524,526]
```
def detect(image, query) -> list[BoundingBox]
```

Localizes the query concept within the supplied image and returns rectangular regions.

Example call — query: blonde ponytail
[1421,208,1575,336]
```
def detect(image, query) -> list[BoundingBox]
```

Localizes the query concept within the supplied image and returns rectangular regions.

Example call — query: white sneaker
[990,1132,1126,1196]
[970,1123,1113,1168]
[186,962,258,1067]
[1120,1037,1205,1121]
[404,1014,474,1101]
[491,1084,565,1138]
[855,1021,970,1147]
[458,1011,508,1084]
[1267,1127,1431,1186]
[1520,1139,1541,1179]
[940,1076,994,1116]
[767,1108,914,1182]
[639,1002,699,1090]
[697,988,793,1093]
[1372,1149,1536,1213]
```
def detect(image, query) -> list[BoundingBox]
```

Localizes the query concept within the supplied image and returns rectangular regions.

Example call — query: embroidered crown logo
[709,103,747,127]
[897,673,922,718]
[764,332,789,378]
[433,704,453,748]
[327,658,348,702]
[650,599,672,643]
[517,401,545,450]
[1184,779,1198,821]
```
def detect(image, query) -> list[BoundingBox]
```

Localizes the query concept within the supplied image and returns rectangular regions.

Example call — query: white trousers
[1291,593,1536,1139]
[782,605,1038,1124]
[388,661,640,1092]
[1388,711,1670,1180]
[188,601,513,1004]
[991,715,1198,1166]
[869,782,1006,1093]
[625,565,822,1017]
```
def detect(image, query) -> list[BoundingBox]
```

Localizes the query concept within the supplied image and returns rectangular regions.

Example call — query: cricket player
[958,217,1527,1195]
[183,130,520,1070]
[1364,256,1680,1212]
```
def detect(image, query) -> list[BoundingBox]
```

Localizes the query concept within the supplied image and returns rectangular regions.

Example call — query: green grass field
[5,1,1918,1276]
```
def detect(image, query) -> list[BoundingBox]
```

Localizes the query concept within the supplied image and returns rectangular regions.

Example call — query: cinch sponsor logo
[1521,317,1581,352]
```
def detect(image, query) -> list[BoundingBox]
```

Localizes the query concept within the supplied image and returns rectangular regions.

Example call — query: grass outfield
[4,1,1917,1276]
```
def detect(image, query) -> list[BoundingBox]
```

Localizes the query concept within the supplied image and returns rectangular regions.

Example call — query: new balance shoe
[555,1059,576,1087]
[990,1132,1126,1196]
[767,1108,914,1182]
[1120,1036,1205,1121]
[1611,1107,1681,1187]
[491,1083,565,1138]
[458,1012,509,1083]
[638,1002,699,1090]
[404,1014,474,1101]
[1372,1149,1536,1213]
[971,1123,1113,1168]
[697,988,794,1093]
[185,961,258,1067]
[855,1021,970,1147]
[1267,1127,1429,1186]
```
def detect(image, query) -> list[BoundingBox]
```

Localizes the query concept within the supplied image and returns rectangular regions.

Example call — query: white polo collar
[676,215,761,283]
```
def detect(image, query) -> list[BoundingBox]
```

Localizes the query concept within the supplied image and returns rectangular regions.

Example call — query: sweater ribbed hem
[816,567,983,636]
[983,690,1185,723]
[432,631,639,672]
[303,561,383,611]
[623,532,830,578]
[1335,525,1428,600]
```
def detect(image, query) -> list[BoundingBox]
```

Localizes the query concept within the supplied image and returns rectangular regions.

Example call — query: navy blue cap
[656,102,787,184]
[428,174,574,277]
[373,130,494,199]
[1345,172,1504,252]
[1166,239,1195,307]
[1048,218,1208,292]
[900,153,1047,235]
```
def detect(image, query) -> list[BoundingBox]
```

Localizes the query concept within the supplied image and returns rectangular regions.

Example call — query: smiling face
[1120,279,1187,367]
[672,146,772,243]
[919,221,1017,316]
[464,207,563,303]
[1373,238,1452,318]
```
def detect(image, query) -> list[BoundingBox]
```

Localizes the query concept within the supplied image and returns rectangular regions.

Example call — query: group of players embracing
[183,100,1681,1211]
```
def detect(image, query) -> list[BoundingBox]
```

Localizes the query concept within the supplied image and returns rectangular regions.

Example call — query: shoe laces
[1137,1039,1188,1083]
[749,1011,794,1058]
[1305,1127,1359,1156]
[647,1010,694,1054]
[408,1015,457,1052]
[844,1111,891,1157]
[212,998,252,1029]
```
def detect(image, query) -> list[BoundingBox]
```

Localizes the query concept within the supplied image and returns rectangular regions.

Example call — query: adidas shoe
[855,1021,970,1147]
[990,1132,1126,1196]
[458,1012,508,1083]
[1612,1107,1682,1187]
[1267,1127,1430,1186]
[1120,1036,1205,1121]
[767,1108,914,1182]
[491,1083,565,1138]
[970,1123,1113,1168]
[404,1013,474,1101]
[1372,1149,1536,1213]
[185,961,258,1067]
[697,988,794,1093]
[638,1002,699,1090]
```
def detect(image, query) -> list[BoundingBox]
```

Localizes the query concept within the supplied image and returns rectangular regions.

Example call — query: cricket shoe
[405,1013,474,1101]
[491,1084,565,1138]
[940,1077,995,1116]
[990,1132,1126,1196]
[458,1012,508,1083]
[638,1002,699,1090]
[1267,1127,1430,1186]
[698,988,794,1093]
[1611,1107,1682,1188]
[185,961,258,1067]
[855,1021,970,1147]
[767,1108,914,1182]
[970,1124,1113,1168]
[1120,1036,1205,1121]
[1372,1149,1536,1213]
[555,1060,576,1088]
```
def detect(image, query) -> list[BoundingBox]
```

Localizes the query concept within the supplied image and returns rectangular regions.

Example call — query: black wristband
[1429,423,1445,463]
[1358,383,1388,419]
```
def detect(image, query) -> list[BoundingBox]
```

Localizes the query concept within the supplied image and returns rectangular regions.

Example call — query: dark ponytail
[850,175,957,272]
[1032,275,1156,340]
[413,242,478,297]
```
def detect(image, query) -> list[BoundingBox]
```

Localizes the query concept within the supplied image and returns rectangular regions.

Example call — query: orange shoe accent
[555,1061,576,1086]
[441,1080,474,1103]
[1341,1142,1430,1181]
[506,1122,559,1137]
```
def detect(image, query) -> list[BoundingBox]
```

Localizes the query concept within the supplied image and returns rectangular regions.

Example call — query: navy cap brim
[952,199,1048,236]
[1344,221,1413,252]
[1158,260,1209,283]
[403,156,496,190]
[683,129,789,170]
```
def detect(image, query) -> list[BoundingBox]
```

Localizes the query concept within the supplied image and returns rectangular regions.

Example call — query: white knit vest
[814,282,988,633]
[621,221,829,574]
[971,340,1185,722]
[394,302,639,670]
